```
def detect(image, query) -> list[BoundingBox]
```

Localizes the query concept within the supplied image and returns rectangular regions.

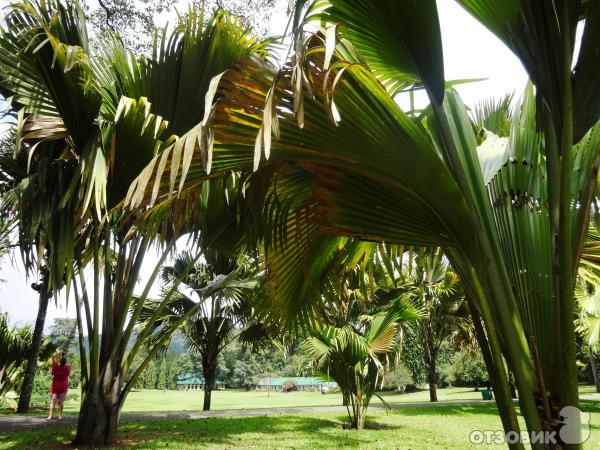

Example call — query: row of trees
[0,0,599,447]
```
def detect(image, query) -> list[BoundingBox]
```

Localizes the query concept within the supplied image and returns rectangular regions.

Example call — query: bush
[281,379,298,392]
[383,364,412,391]
[400,329,426,384]
[439,350,488,387]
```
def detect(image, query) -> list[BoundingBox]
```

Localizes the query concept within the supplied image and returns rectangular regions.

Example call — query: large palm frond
[124,0,600,439]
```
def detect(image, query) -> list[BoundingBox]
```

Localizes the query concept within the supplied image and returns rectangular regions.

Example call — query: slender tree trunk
[508,371,518,399]
[427,359,437,402]
[17,282,50,413]
[202,354,216,411]
[469,303,523,450]
[353,394,364,430]
[589,348,600,394]
[203,386,212,411]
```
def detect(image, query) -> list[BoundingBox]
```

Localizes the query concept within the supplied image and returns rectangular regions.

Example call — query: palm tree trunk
[427,359,437,402]
[589,347,600,394]
[17,281,50,413]
[73,359,124,446]
[202,355,217,411]
[353,394,364,430]
[470,304,523,449]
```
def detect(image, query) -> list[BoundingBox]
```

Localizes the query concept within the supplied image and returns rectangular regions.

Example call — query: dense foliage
[0,314,55,406]
[439,350,488,388]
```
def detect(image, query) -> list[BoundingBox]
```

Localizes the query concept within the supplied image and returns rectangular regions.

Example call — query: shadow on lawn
[390,403,502,417]
[118,415,366,448]
[1,414,393,449]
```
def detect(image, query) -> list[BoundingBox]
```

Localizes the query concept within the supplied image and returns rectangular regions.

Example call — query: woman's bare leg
[47,399,55,419]
[58,402,63,419]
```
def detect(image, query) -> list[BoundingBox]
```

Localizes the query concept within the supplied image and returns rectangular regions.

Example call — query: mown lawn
[4,385,597,415]
[54,386,501,414]
[73,384,599,413]
[2,401,599,449]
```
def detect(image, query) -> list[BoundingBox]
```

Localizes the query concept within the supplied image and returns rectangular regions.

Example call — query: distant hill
[54,330,189,355]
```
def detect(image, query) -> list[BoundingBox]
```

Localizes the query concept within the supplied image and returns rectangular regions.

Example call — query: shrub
[281,379,298,392]
[440,350,488,387]
[383,364,413,391]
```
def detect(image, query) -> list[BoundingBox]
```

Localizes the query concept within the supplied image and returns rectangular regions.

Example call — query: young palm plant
[138,250,260,410]
[304,316,399,430]
[289,242,423,430]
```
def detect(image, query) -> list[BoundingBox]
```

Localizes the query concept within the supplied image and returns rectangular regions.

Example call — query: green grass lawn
[4,384,597,416]
[52,386,494,414]
[2,401,599,449]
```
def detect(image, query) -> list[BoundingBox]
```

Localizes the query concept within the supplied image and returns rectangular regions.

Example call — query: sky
[0,0,529,329]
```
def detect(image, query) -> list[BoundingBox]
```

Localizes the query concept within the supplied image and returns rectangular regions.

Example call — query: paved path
[0,400,497,434]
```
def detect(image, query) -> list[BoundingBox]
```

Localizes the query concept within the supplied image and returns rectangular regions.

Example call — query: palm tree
[269,241,422,430]
[127,1,600,445]
[575,228,600,394]
[399,249,469,402]
[304,316,400,430]
[0,121,70,413]
[0,314,33,401]
[139,250,259,410]
[0,0,267,444]
[575,280,600,393]
[0,313,55,402]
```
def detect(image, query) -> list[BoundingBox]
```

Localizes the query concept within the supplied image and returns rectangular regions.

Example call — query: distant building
[176,373,226,391]
[255,377,337,392]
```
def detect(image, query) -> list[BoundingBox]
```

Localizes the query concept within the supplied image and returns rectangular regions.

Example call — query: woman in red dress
[47,352,71,420]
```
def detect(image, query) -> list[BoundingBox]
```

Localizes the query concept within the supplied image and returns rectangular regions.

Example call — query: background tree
[0,125,66,413]
[439,349,488,388]
[48,318,78,354]
[83,0,280,54]
[399,248,470,402]
[139,250,260,410]
[16,268,54,413]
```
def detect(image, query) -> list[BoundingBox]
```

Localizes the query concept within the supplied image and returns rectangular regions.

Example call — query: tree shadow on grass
[123,415,367,449]
[389,403,503,417]
[1,415,369,449]
[0,423,76,449]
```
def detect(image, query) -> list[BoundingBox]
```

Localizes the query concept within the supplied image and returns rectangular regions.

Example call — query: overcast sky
[0,0,528,328]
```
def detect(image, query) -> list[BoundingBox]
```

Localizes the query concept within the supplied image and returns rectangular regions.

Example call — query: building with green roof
[256,377,337,392]
[176,373,226,391]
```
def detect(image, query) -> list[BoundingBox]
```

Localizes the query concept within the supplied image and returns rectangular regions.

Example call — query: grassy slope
[2,401,599,449]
